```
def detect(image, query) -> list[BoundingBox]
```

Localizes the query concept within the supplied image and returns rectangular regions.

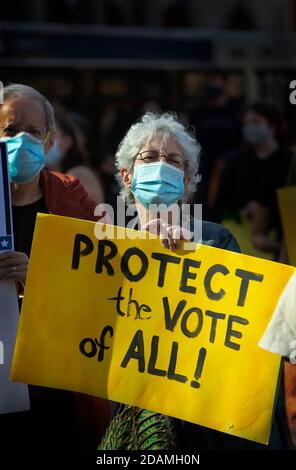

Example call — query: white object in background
[259,271,296,358]
[0,142,30,413]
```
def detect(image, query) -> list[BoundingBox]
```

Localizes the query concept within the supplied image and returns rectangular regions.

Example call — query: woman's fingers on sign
[142,219,192,251]
[0,251,29,284]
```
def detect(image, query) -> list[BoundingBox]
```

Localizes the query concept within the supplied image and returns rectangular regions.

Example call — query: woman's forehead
[142,132,181,151]
[0,97,46,128]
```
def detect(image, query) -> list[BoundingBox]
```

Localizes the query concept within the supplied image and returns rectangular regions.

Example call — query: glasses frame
[134,150,188,170]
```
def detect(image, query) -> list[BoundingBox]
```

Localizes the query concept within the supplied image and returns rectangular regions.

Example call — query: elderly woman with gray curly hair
[98,111,286,450]
[114,111,239,252]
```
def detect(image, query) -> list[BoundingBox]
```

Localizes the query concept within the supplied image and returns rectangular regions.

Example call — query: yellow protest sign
[11,214,295,444]
[278,185,296,266]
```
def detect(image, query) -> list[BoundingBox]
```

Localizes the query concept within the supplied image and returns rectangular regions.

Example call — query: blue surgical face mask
[45,139,63,169]
[0,132,45,184]
[131,161,185,209]
[243,123,272,145]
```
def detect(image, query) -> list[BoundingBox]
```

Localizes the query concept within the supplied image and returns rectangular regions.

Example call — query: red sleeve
[40,170,99,221]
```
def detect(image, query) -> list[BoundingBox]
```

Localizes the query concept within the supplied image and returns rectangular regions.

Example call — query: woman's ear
[184,175,190,191]
[44,131,56,155]
[120,168,132,188]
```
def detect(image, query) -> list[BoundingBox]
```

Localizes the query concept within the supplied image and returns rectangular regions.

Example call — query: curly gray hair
[115,111,201,205]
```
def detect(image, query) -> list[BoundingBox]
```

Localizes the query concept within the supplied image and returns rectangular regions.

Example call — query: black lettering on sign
[151,252,181,287]
[181,307,203,338]
[205,310,226,343]
[224,315,249,350]
[167,342,188,383]
[235,269,264,307]
[96,326,114,362]
[108,286,125,317]
[204,264,229,300]
[108,287,152,319]
[180,258,201,294]
[121,329,145,372]
[147,336,166,377]
[162,296,186,332]
[72,234,94,269]
[121,247,148,282]
[127,288,152,319]
[79,325,114,362]
[191,347,207,389]
[79,337,97,357]
[96,239,118,275]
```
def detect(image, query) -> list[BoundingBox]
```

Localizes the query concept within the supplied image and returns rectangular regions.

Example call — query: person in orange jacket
[0,83,109,449]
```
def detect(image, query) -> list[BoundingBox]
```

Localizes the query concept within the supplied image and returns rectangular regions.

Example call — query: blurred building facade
[1,0,296,165]
[2,0,296,31]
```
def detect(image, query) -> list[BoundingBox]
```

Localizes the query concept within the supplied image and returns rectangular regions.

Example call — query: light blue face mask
[0,132,45,184]
[131,161,185,209]
[243,123,271,145]
[45,139,63,169]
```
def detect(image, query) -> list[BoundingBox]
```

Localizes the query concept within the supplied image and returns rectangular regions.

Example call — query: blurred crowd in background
[3,69,293,265]
[2,0,296,263]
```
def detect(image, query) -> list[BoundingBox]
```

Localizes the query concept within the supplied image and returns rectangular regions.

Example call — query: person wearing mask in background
[215,102,290,260]
[0,83,109,449]
[189,74,241,221]
[244,104,290,259]
[46,111,104,204]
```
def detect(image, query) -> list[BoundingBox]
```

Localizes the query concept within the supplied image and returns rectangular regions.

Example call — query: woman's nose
[159,154,167,162]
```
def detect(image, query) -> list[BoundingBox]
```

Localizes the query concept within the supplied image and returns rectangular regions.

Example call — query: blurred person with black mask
[217,102,290,259]
[189,74,241,219]
[46,111,104,204]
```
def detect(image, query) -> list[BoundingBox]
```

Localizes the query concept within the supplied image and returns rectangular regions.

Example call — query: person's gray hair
[3,83,56,134]
[115,111,201,205]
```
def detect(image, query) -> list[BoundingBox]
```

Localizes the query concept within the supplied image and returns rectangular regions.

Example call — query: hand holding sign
[0,251,29,284]
[141,217,192,250]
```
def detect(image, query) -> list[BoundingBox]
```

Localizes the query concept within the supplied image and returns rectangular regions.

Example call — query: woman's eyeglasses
[135,150,187,169]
